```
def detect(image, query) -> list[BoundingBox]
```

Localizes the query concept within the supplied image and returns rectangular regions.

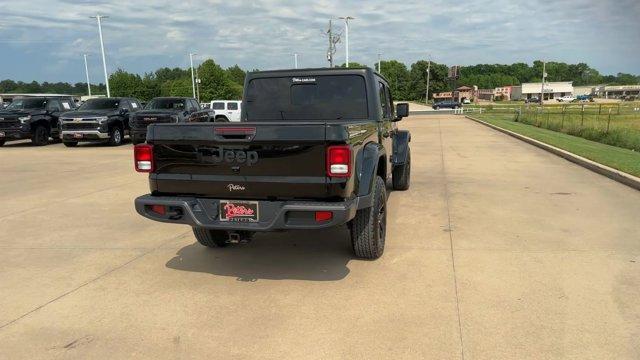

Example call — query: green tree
[339,62,367,68]
[379,60,410,100]
[109,69,147,99]
[198,59,242,101]
[226,65,246,86]
[160,77,192,97]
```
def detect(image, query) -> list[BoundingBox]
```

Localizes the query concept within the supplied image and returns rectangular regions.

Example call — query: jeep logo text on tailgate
[203,147,258,166]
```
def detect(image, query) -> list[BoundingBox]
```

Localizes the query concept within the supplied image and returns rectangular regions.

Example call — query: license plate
[0,132,4,137]
[73,133,83,139]
[219,200,259,222]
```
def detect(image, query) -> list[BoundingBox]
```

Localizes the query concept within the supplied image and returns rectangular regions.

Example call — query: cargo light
[134,144,154,172]
[326,145,351,178]
[315,211,333,222]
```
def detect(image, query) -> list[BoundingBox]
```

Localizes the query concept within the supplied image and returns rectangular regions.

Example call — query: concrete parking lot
[0,115,639,359]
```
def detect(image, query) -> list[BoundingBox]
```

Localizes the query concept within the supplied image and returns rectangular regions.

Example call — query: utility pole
[325,20,341,68]
[294,53,298,69]
[425,57,431,104]
[339,16,354,67]
[377,53,381,73]
[189,53,196,99]
[540,60,546,105]
[83,54,91,97]
[90,15,110,97]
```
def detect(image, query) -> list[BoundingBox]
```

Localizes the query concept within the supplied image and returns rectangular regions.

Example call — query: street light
[426,55,431,105]
[189,53,197,99]
[294,53,298,69]
[90,15,110,97]
[377,53,381,73]
[338,16,354,67]
[83,54,91,97]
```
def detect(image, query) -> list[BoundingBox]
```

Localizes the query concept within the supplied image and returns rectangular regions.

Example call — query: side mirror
[394,103,409,121]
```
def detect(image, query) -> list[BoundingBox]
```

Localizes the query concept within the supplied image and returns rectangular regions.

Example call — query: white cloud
[0,0,638,82]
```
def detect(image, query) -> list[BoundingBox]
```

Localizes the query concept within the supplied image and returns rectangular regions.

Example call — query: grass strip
[474,114,640,177]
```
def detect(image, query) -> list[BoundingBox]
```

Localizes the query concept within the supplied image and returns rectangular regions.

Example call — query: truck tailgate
[148,122,330,200]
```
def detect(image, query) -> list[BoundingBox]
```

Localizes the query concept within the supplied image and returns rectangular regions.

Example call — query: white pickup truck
[209,100,241,122]
[556,95,576,102]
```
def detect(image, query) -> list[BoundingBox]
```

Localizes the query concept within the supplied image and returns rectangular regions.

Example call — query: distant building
[573,85,598,96]
[455,86,474,102]
[493,86,512,100]
[599,85,640,99]
[433,91,453,101]
[476,89,494,101]
[511,82,573,101]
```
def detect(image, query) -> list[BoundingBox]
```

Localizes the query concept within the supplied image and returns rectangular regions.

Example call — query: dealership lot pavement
[0,115,638,359]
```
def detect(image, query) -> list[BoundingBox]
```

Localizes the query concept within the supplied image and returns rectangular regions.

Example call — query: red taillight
[326,145,351,178]
[315,211,333,222]
[150,204,166,216]
[134,144,154,172]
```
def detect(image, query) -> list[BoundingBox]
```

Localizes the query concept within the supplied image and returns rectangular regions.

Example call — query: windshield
[244,75,368,121]
[6,98,47,110]
[80,99,120,110]
[146,98,185,110]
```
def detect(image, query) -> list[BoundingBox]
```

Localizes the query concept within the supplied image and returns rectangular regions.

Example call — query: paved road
[0,115,638,359]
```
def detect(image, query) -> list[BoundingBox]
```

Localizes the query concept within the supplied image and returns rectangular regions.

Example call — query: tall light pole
[195,65,201,103]
[83,54,91,97]
[339,16,354,67]
[426,56,431,104]
[540,60,546,105]
[377,53,381,73]
[189,53,196,99]
[294,53,298,69]
[90,15,110,97]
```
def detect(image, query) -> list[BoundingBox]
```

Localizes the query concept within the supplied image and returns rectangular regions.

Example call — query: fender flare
[355,142,385,199]
[392,130,411,165]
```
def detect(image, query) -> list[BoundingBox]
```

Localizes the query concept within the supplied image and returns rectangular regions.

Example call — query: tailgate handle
[214,127,256,141]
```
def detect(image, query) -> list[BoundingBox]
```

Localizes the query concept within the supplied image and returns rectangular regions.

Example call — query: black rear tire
[63,141,78,147]
[193,227,229,248]
[108,126,123,146]
[0,139,5,146]
[350,176,387,259]
[392,149,411,190]
[31,125,49,146]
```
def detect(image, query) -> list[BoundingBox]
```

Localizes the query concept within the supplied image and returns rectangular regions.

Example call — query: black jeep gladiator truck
[59,97,142,147]
[0,96,76,146]
[134,68,411,259]
[129,97,210,144]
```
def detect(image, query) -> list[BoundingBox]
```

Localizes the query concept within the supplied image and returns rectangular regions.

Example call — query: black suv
[134,67,412,259]
[130,97,209,144]
[0,96,76,146]
[432,100,461,110]
[59,97,142,147]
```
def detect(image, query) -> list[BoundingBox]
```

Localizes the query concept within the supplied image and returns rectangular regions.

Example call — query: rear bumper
[134,194,373,231]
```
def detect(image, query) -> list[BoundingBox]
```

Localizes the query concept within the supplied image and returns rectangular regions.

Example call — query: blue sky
[0,0,638,83]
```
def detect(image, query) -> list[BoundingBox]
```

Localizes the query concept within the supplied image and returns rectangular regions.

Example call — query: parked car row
[0,96,230,147]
